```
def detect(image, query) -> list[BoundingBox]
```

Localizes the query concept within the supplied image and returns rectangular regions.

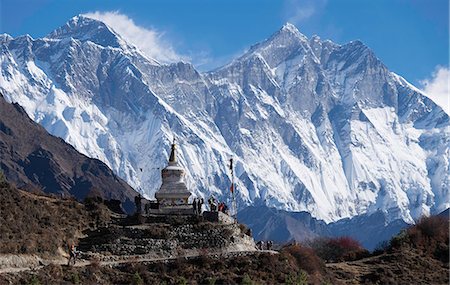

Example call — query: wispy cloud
[283,0,327,24]
[420,65,449,114]
[83,11,188,63]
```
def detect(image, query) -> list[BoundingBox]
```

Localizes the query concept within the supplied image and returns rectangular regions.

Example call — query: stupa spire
[155,135,191,207]
[169,137,177,165]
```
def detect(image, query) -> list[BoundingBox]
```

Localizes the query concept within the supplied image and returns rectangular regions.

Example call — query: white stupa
[155,139,191,206]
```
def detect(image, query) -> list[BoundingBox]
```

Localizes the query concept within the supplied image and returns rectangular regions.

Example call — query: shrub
[285,270,308,285]
[207,277,217,285]
[132,272,143,285]
[389,215,449,262]
[310,237,369,262]
[70,273,81,284]
[410,215,448,247]
[241,274,254,285]
[28,275,41,285]
[389,229,409,250]
[281,244,325,274]
[177,276,187,285]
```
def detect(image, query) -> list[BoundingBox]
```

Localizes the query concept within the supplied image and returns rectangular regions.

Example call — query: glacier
[0,17,448,224]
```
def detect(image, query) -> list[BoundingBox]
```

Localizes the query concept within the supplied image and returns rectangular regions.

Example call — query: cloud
[284,0,327,24]
[420,66,449,114]
[83,11,188,63]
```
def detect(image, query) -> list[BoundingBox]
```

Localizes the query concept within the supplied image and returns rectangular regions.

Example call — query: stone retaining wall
[78,215,256,261]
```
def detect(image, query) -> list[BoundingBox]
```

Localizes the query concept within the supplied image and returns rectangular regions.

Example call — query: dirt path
[0,250,278,274]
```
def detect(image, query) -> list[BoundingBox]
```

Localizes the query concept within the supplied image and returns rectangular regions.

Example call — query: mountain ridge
[0,16,448,224]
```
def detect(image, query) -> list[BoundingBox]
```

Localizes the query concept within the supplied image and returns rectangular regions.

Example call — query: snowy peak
[46,15,125,49]
[0,18,448,226]
[0,34,13,43]
[279,22,306,39]
[237,23,311,69]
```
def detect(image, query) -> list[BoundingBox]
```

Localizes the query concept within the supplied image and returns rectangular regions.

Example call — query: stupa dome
[155,139,191,206]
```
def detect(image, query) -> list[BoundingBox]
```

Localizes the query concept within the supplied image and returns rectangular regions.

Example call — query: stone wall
[78,214,256,261]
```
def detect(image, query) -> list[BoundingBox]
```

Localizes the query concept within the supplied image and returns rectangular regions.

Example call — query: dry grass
[0,251,335,285]
[0,181,109,257]
[327,215,449,285]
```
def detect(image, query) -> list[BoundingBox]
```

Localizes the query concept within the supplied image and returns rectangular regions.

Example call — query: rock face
[0,16,448,225]
[0,93,137,211]
[155,141,191,206]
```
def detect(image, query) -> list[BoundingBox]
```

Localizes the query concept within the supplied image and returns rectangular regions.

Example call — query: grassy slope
[327,215,449,284]
[0,175,447,284]
[0,179,109,257]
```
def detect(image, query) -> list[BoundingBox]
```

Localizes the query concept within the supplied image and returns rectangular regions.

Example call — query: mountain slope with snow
[0,17,448,223]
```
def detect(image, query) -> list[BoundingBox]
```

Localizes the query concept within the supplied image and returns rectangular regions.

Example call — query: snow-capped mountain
[1,16,448,224]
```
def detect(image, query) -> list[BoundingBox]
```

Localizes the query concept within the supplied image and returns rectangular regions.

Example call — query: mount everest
[0,16,448,224]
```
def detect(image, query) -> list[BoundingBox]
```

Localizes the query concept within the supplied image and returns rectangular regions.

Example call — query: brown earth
[0,177,448,284]
[328,249,449,285]
[0,250,334,285]
[0,179,110,257]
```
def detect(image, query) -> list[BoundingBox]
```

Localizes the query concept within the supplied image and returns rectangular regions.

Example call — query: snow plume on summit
[82,12,188,63]
[420,66,449,114]
[0,18,448,224]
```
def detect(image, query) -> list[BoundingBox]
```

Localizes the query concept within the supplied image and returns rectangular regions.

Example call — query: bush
[28,275,41,285]
[389,215,449,262]
[241,274,254,285]
[281,244,325,274]
[285,270,308,285]
[389,229,409,250]
[132,272,143,285]
[206,277,217,285]
[310,237,369,262]
[411,215,448,246]
[177,276,187,285]
[70,273,80,284]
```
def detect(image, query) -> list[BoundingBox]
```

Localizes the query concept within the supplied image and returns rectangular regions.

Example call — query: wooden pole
[230,157,237,222]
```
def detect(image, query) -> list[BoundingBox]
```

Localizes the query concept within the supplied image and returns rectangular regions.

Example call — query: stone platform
[78,213,256,261]
[147,206,195,215]
[203,211,235,224]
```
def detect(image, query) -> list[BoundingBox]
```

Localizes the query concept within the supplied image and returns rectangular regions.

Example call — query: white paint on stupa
[155,139,191,206]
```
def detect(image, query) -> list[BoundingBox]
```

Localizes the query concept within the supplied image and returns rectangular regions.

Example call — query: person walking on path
[67,243,77,266]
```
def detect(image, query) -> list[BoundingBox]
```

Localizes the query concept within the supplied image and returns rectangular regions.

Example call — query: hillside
[0,177,110,257]
[0,93,137,211]
[0,200,447,284]
[328,215,449,284]
[0,171,447,284]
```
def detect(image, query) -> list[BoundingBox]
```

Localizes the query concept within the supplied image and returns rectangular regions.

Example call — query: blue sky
[0,0,448,109]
